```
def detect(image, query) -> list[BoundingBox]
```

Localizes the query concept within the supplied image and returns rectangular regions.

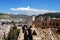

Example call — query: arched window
[53,22,55,26]
[49,22,51,25]
[45,23,47,25]
[42,22,44,26]
[56,23,58,26]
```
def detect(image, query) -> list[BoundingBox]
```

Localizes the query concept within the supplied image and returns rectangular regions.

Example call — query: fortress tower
[32,16,35,21]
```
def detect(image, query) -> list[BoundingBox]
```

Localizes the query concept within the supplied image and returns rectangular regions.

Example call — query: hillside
[0,12,60,19]
[36,12,60,20]
[0,13,30,19]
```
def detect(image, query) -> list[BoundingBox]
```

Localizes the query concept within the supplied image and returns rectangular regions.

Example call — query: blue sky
[0,0,60,15]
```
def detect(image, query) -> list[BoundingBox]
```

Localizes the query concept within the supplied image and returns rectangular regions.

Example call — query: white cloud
[10,6,56,15]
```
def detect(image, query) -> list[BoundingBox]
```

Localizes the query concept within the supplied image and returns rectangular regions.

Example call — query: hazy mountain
[0,13,30,19]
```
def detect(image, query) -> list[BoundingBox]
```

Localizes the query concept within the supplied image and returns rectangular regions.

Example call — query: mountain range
[0,12,60,19]
[0,13,30,19]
